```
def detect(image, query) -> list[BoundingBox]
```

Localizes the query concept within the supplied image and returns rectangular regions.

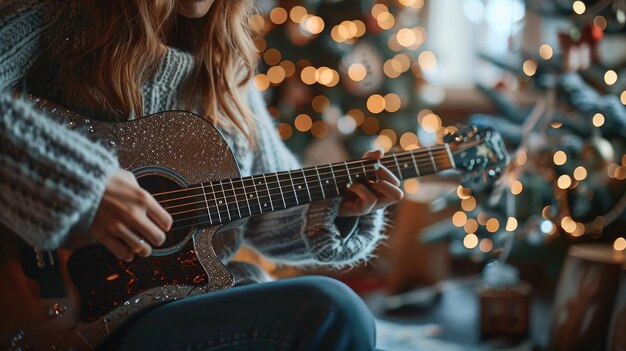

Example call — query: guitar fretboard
[158,145,455,230]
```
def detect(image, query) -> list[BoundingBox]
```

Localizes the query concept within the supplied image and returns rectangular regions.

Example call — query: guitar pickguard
[67,241,207,322]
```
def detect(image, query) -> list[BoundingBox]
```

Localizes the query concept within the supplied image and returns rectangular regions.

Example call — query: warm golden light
[515,150,528,166]
[463,234,478,249]
[254,74,270,91]
[276,123,292,140]
[573,0,586,14]
[397,28,416,47]
[267,66,286,84]
[539,44,554,60]
[479,238,493,253]
[593,113,605,127]
[269,7,288,25]
[380,129,398,145]
[418,51,437,73]
[553,150,567,165]
[301,66,317,85]
[452,211,468,227]
[457,186,471,200]
[621,90,626,105]
[304,16,325,34]
[279,60,296,77]
[362,117,380,135]
[383,59,403,78]
[348,63,367,81]
[572,223,585,237]
[419,113,442,133]
[614,238,626,251]
[561,216,576,233]
[573,166,588,180]
[377,12,395,30]
[294,114,313,132]
[371,3,389,18]
[312,95,330,113]
[311,121,328,138]
[263,48,282,66]
[511,180,523,195]
[605,70,618,85]
[367,94,386,114]
[594,16,608,31]
[486,218,500,233]
[289,6,308,23]
[506,217,518,231]
[384,93,402,112]
[557,175,572,189]
[347,109,365,126]
[400,132,419,150]
[464,219,479,233]
[403,179,420,194]
[523,59,537,76]
[374,134,393,152]
[461,196,476,211]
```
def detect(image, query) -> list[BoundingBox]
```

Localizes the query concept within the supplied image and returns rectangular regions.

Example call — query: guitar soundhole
[137,174,199,253]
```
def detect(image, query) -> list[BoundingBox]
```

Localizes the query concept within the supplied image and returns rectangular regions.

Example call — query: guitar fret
[410,152,421,176]
[210,182,223,223]
[314,166,326,199]
[200,182,212,225]
[329,164,340,195]
[219,180,232,221]
[344,161,353,183]
[247,177,263,215]
[392,154,404,180]
[287,170,299,205]
[261,174,274,211]
[445,143,456,169]
[302,170,312,203]
[275,172,287,209]
[428,150,437,172]
[238,178,251,218]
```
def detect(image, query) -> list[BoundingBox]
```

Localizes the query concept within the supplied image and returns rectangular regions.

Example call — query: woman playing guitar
[0,0,405,349]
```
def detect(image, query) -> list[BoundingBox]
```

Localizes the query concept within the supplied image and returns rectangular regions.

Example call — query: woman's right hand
[90,169,173,261]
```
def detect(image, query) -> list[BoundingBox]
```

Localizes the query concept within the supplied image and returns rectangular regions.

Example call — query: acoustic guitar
[1,97,509,350]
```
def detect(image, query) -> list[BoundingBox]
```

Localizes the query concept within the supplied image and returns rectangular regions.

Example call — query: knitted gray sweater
[0,0,385,280]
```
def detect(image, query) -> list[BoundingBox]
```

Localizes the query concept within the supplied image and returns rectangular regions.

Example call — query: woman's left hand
[338,150,404,217]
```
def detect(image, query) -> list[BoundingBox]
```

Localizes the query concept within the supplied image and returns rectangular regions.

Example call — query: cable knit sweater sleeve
[242,86,386,267]
[0,0,119,249]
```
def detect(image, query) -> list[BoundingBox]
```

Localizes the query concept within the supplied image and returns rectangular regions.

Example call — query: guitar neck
[163,144,455,230]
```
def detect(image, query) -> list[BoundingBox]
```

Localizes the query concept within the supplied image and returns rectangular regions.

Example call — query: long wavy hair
[67,0,257,140]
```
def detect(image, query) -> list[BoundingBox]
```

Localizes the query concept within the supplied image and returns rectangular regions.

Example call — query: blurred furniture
[548,244,625,351]
[479,282,531,340]
[609,257,626,351]
[386,180,457,294]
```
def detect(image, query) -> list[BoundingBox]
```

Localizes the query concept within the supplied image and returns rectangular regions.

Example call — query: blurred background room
[234,0,626,349]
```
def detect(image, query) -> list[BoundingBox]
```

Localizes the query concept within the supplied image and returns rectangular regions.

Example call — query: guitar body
[1,102,238,350]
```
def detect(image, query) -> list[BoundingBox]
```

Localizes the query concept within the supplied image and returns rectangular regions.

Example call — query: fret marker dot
[264,204,268,207]
[356,174,360,178]
[219,201,223,204]
[298,185,302,189]
[249,194,254,198]
[326,180,329,183]
[404,164,408,168]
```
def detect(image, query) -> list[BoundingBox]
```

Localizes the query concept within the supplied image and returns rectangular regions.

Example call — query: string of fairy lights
[249,0,626,255]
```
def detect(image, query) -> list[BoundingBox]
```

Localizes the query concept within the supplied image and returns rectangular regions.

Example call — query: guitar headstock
[445,125,510,183]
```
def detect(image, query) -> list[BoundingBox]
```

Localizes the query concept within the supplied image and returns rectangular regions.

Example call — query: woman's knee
[285,276,376,348]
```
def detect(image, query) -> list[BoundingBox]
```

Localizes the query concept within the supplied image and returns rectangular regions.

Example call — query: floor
[365,277,552,351]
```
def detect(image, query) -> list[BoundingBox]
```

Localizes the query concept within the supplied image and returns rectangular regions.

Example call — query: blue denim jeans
[99,276,376,350]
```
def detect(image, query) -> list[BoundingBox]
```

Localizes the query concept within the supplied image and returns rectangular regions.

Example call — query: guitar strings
[166,152,453,227]
[158,148,452,209]
[165,151,452,217]
[149,144,453,200]
[162,149,451,213]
